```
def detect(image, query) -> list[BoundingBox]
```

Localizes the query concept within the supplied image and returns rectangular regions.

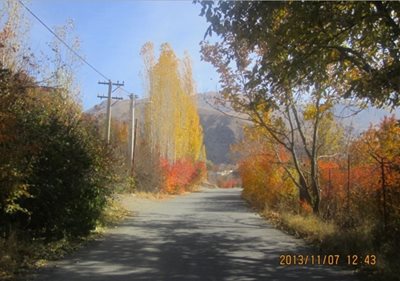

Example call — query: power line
[111,85,133,98]
[18,0,135,98]
[18,0,110,81]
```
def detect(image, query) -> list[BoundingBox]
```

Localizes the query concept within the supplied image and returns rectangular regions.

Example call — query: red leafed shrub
[160,158,206,194]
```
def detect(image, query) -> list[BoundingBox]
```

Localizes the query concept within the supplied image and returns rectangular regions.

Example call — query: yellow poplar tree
[141,42,205,163]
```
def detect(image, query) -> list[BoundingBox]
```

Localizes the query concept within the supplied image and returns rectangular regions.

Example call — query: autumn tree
[0,6,120,239]
[358,116,400,230]
[198,1,397,214]
[198,3,400,273]
[201,37,345,214]
[346,117,400,275]
[234,126,297,211]
[198,1,400,107]
[44,20,82,104]
[141,42,205,163]
[138,42,206,192]
[0,0,30,72]
[0,63,120,239]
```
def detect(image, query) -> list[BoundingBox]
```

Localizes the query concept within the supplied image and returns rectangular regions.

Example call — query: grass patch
[261,209,400,280]
[97,197,130,230]
[280,213,336,243]
[133,191,174,200]
[263,210,375,254]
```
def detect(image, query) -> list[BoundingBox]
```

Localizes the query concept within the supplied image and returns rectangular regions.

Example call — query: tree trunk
[311,182,320,215]
[299,174,313,207]
[310,166,321,214]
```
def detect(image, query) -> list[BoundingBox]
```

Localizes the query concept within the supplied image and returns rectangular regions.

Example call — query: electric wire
[18,0,111,82]
[18,0,135,97]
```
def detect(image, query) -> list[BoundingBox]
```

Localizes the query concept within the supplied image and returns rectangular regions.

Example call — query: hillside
[86,93,399,164]
[86,92,246,164]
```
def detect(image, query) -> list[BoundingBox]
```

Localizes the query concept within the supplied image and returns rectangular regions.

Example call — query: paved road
[32,188,357,281]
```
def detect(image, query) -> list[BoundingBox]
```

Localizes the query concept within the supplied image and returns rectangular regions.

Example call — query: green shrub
[0,65,118,239]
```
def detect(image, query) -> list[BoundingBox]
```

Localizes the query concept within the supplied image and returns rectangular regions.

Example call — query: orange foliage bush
[239,153,297,211]
[160,158,206,194]
[318,116,400,227]
[319,160,381,221]
[319,161,380,199]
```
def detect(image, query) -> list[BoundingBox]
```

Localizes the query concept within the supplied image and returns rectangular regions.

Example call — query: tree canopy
[199,1,400,107]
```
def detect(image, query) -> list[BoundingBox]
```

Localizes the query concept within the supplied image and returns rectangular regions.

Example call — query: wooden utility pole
[128,94,136,173]
[132,118,138,170]
[98,80,124,144]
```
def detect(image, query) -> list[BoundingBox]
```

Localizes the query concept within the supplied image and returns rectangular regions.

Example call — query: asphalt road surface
[32,188,358,281]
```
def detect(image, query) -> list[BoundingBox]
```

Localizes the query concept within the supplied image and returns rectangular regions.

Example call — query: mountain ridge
[86,93,399,164]
[86,92,246,164]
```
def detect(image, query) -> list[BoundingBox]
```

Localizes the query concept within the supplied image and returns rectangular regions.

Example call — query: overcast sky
[26,0,219,109]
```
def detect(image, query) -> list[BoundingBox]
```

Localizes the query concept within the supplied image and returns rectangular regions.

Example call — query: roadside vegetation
[0,2,122,279]
[134,42,207,194]
[0,57,130,280]
[198,2,400,280]
[0,2,207,279]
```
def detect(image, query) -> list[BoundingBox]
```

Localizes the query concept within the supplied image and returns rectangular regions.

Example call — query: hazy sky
[26,0,219,109]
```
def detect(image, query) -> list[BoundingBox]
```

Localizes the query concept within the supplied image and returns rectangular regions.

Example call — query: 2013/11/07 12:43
[279,254,377,266]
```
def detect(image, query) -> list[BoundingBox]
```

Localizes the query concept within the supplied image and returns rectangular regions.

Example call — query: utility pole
[128,94,137,174]
[98,80,124,144]
[132,118,138,171]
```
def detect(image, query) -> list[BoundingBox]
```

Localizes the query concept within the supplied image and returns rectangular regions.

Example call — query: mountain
[196,93,247,164]
[333,104,400,133]
[86,93,399,164]
[86,92,246,164]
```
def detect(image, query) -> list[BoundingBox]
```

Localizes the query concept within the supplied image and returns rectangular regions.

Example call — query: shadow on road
[33,189,356,281]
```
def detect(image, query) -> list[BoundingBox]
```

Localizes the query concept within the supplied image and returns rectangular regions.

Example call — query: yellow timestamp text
[279,254,377,266]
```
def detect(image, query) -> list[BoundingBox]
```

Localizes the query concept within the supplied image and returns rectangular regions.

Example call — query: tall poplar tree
[141,42,205,164]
